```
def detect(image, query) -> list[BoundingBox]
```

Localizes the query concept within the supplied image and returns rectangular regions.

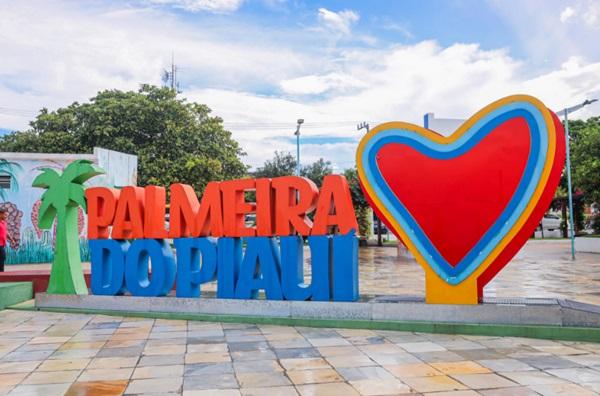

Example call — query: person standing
[0,208,7,272]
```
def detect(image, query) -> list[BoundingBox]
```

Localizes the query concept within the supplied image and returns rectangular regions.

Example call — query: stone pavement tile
[28,337,71,345]
[148,331,187,340]
[144,338,187,347]
[0,385,13,396]
[280,358,331,371]
[307,338,351,347]
[103,339,145,349]
[532,345,588,356]
[7,383,72,396]
[59,341,105,350]
[499,370,567,385]
[37,358,90,371]
[296,382,360,396]
[187,343,228,353]
[422,391,478,396]
[133,364,184,379]
[385,363,442,378]
[64,380,128,396]
[143,344,186,355]
[78,367,134,381]
[0,372,27,386]
[349,378,412,395]
[455,349,506,361]
[3,350,54,362]
[49,348,99,359]
[0,361,41,373]
[22,370,81,385]
[528,383,598,396]
[287,368,343,385]
[228,342,270,352]
[126,377,183,394]
[563,354,600,367]
[450,373,517,389]
[241,386,298,396]
[231,349,276,361]
[185,352,231,364]
[317,346,363,357]
[183,373,238,391]
[397,342,447,353]
[338,366,395,381]
[184,390,241,396]
[275,348,320,359]
[413,351,465,363]
[233,360,283,373]
[368,352,421,366]
[95,345,144,358]
[436,339,485,351]
[583,382,600,393]
[430,361,491,374]
[17,343,62,352]
[185,362,233,376]
[477,358,536,372]
[237,371,291,387]
[325,354,375,368]
[87,356,139,369]
[402,375,468,393]
[546,367,600,383]
[138,354,184,366]
[478,387,539,396]
[359,343,406,356]
[518,355,582,370]
[269,339,312,349]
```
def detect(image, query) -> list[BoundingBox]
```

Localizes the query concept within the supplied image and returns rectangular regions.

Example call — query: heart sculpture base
[425,272,478,304]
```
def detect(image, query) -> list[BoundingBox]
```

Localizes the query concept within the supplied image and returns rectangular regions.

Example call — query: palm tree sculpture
[33,160,104,295]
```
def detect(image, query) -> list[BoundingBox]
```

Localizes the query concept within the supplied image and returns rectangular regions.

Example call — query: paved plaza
[1,309,600,396]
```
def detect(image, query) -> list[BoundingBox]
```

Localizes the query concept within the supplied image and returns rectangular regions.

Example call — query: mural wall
[0,148,137,264]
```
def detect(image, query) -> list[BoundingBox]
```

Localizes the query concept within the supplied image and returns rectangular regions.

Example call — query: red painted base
[0,270,92,295]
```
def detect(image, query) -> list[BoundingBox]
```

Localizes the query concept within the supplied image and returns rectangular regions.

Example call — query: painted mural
[0,148,137,264]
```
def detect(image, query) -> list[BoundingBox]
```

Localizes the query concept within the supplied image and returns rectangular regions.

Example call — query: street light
[556,98,598,260]
[294,119,304,176]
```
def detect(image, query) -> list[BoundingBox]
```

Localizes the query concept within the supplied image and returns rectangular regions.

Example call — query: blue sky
[1,0,599,169]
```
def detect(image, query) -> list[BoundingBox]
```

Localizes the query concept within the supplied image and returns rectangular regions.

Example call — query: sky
[1,0,600,171]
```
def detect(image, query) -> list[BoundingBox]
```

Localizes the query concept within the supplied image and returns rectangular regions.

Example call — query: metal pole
[296,132,300,176]
[564,110,576,260]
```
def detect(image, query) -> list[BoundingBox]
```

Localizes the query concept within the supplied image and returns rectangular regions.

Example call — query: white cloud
[583,2,600,28]
[280,73,366,95]
[317,8,359,35]
[147,0,244,13]
[1,1,600,171]
[560,6,576,22]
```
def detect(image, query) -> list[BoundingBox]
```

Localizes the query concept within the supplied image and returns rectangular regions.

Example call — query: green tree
[343,167,371,239]
[253,151,297,178]
[0,85,247,194]
[0,159,21,201]
[300,158,333,188]
[32,160,104,295]
[253,151,333,188]
[569,116,600,206]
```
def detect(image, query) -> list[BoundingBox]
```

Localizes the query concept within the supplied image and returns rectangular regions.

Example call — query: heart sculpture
[357,95,565,304]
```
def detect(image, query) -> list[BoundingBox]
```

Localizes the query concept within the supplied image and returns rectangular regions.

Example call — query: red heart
[377,117,531,266]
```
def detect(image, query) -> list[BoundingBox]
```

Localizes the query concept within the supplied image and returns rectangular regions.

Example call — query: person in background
[0,207,7,272]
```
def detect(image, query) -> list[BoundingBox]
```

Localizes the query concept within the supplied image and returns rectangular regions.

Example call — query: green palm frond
[62,160,104,184]
[38,195,57,229]
[68,184,87,211]
[32,168,61,189]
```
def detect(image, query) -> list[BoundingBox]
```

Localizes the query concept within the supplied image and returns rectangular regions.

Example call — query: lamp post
[295,119,304,176]
[555,99,598,260]
[358,121,384,247]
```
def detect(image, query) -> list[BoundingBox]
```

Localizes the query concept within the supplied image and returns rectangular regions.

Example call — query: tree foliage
[0,85,247,194]
[253,151,333,188]
[569,116,600,206]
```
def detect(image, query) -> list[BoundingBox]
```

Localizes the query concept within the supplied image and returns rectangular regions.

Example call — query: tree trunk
[47,206,88,295]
